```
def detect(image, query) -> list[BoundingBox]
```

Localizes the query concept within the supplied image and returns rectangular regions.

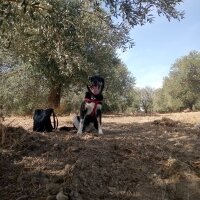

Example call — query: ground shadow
[1,118,200,200]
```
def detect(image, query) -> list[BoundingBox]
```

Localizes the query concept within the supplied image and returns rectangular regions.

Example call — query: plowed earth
[1,112,200,200]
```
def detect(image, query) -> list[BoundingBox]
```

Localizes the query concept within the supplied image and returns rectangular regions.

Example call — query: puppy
[73,75,104,134]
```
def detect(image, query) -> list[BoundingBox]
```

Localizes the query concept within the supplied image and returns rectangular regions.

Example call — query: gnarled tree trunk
[47,84,62,109]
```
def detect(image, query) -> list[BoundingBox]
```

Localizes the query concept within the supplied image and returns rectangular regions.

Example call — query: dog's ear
[87,85,91,92]
[87,76,92,92]
[97,76,105,92]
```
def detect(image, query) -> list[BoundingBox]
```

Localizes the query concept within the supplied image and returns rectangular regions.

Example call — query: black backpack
[33,108,58,132]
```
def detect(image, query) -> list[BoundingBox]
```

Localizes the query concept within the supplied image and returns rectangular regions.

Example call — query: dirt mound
[0,124,27,147]
[152,117,181,127]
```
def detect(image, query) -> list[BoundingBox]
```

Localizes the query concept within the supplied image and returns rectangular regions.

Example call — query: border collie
[73,75,104,134]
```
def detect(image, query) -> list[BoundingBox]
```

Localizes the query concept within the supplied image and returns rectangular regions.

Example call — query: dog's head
[87,75,104,96]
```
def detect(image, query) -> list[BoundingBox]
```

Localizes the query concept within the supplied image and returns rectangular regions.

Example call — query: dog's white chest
[85,102,102,115]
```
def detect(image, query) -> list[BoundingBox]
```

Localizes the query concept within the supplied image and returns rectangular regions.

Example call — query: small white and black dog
[73,75,104,134]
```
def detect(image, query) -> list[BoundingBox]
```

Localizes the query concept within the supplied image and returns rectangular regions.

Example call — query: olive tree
[0,0,184,110]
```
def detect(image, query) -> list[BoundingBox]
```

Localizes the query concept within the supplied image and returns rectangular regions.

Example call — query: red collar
[84,98,102,116]
[84,98,102,104]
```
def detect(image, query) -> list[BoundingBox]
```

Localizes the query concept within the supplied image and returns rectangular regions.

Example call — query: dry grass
[3,111,200,130]
[103,112,200,124]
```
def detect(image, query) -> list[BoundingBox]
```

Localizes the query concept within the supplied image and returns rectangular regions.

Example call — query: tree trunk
[47,84,62,109]
[189,104,193,111]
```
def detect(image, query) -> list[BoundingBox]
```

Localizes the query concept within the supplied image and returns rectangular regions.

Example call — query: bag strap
[52,110,58,130]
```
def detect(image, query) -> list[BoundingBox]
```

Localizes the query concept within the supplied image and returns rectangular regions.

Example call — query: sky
[117,0,200,89]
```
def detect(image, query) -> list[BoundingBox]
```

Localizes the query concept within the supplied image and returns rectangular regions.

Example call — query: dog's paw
[77,125,83,134]
[98,130,103,134]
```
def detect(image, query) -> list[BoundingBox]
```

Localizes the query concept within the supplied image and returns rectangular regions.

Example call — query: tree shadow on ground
[103,119,200,199]
[103,112,159,118]
[1,118,200,200]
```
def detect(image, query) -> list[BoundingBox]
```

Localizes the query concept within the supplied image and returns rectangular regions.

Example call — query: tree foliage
[156,51,200,112]
[138,87,154,113]
[0,0,185,113]
[0,64,49,115]
[104,60,135,112]
[1,0,132,108]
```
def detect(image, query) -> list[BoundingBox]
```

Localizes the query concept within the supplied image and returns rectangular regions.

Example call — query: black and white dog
[73,75,104,134]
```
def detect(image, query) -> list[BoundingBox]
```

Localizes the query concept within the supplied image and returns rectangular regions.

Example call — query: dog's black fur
[75,75,104,134]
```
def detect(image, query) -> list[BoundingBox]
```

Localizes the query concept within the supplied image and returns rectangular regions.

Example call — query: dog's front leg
[77,103,87,134]
[77,118,84,134]
[96,109,103,134]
